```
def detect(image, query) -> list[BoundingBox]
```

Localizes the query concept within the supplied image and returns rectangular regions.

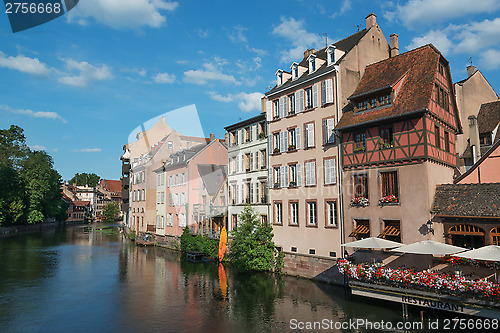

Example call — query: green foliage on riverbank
[0,125,68,227]
[103,202,120,222]
[180,227,219,258]
[229,205,283,273]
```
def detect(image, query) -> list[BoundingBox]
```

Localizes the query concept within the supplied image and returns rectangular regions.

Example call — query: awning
[349,224,370,237]
[379,225,400,238]
[391,240,466,255]
[342,237,402,249]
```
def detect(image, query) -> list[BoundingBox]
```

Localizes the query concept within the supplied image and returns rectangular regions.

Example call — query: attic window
[276,70,284,86]
[291,63,299,80]
[327,46,335,66]
[308,54,316,73]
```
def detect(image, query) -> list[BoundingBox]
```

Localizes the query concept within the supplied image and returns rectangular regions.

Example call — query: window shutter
[307,123,314,147]
[250,153,253,171]
[321,81,326,105]
[312,84,318,108]
[327,118,335,143]
[330,159,336,184]
[249,125,253,141]
[283,130,288,151]
[283,96,288,116]
[240,154,244,172]
[279,96,285,118]
[297,164,302,186]
[311,161,316,185]
[323,119,327,144]
[326,78,334,104]
[279,166,285,187]
[296,90,304,113]
[254,151,258,170]
[304,162,310,185]
[268,166,273,184]
[266,100,272,121]
[285,165,289,187]
[279,131,284,153]
[295,127,301,149]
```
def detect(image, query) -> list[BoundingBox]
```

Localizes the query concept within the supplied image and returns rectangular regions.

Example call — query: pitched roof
[477,101,500,134]
[455,139,500,183]
[101,179,121,192]
[336,44,455,130]
[197,164,227,196]
[265,28,370,96]
[73,200,90,207]
[431,183,500,218]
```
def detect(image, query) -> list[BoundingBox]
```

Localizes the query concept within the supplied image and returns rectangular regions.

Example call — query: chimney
[366,13,376,29]
[210,133,215,141]
[468,115,481,164]
[466,65,477,78]
[390,33,399,57]
[303,48,316,59]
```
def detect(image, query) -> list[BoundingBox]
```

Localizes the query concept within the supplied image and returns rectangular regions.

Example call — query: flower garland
[444,255,500,270]
[337,259,500,301]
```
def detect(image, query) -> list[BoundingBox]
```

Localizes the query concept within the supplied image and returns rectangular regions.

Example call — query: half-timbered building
[336,44,462,245]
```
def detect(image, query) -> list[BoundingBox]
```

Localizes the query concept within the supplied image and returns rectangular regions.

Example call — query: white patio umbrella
[390,240,466,255]
[341,237,402,249]
[454,245,500,261]
[455,245,500,280]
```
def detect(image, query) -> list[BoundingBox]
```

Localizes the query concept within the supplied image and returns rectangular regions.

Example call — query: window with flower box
[353,174,368,200]
[354,131,366,152]
[380,171,399,204]
[379,126,393,149]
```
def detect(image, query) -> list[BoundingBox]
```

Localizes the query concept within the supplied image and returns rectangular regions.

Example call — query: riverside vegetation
[0,125,68,227]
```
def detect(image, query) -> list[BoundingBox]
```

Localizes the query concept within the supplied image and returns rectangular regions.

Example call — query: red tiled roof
[73,201,90,207]
[102,179,121,192]
[336,44,444,130]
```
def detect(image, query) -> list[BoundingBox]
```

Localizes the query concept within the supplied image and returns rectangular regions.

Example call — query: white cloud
[272,17,323,63]
[455,18,500,54]
[184,62,238,85]
[0,51,51,75]
[389,0,500,28]
[30,145,46,151]
[228,25,267,56]
[209,92,263,112]
[0,104,67,123]
[152,72,175,83]
[407,18,500,67]
[67,0,179,29]
[331,0,351,18]
[74,148,102,153]
[480,49,500,69]
[406,29,455,55]
[58,59,113,87]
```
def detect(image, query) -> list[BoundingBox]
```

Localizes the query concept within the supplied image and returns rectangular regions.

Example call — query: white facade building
[225,112,269,231]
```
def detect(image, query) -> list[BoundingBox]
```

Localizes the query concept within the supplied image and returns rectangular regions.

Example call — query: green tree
[229,205,282,273]
[0,125,67,226]
[68,172,100,187]
[103,202,120,222]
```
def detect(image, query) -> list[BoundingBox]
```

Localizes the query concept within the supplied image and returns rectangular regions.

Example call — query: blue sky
[1,0,500,181]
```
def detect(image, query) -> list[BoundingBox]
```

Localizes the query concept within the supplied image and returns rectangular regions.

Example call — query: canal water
[0,225,440,333]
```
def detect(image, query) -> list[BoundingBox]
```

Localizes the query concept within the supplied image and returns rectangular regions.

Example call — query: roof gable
[477,101,500,134]
[337,44,460,131]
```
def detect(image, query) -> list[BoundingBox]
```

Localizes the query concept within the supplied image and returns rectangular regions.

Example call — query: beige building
[454,66,499,172]
[122,116,213,234]
[264,14,391,262]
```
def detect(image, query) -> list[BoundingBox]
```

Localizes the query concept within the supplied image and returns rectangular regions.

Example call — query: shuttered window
[324,158,336,185]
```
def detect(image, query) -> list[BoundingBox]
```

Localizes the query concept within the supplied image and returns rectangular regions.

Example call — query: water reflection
[1,225,431,333]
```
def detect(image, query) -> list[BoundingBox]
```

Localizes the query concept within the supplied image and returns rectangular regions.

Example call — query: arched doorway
[491,227,500,246]
[448,224,485,249]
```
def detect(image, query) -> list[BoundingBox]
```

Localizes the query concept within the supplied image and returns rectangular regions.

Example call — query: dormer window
[276,69,284,86]
[326,45,335,66]
[308,54,316,73]
[291,63,299,80]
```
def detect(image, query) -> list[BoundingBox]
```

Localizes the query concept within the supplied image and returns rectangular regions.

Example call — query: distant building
[225,112,268,232]
[153,139,228,244]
